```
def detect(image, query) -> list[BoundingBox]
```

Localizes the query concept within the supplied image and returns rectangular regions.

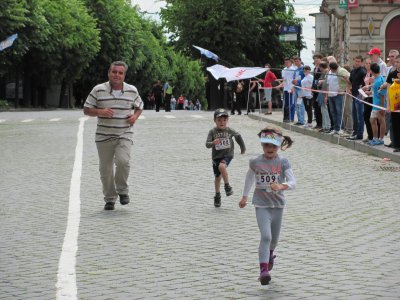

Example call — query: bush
[0,99,11,109]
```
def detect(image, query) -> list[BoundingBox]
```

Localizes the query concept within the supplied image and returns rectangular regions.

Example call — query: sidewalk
[248,109,400,164]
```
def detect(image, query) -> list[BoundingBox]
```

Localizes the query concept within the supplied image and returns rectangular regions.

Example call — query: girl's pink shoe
[259,263,271,285]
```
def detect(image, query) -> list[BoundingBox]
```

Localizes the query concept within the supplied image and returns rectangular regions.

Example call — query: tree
[76,0,205,107]
[160,0,304,67]
[1,0,100,107]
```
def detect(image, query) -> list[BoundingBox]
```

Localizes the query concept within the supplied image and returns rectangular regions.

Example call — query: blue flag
[193,45,219,61]
[0,34,18,52]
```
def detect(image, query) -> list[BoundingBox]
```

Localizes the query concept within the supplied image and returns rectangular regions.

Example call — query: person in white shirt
[301,66,314,128]
[368,47,388,79]
[386,49,399,74]
[326,62,350,134]
[279,58,296,122]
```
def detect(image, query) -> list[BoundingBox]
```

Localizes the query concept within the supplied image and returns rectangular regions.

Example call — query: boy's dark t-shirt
[206,127,246,160]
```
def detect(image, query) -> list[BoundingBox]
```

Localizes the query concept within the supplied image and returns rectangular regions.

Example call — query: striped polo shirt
[84,81,143,142]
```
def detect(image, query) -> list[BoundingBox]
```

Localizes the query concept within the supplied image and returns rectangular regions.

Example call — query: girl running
[239,127,296,285]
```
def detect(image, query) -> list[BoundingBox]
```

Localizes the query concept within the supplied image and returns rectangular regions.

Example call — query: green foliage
[0,0,29,72]
[0,99,11,109]
[161,0,305,67]
[0,0,205,107]
[76,0,205,104]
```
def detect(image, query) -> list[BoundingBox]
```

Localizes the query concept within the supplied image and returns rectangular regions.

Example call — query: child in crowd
[239,127,295,285]
[369,63,387,146]
[388,69,400,152]
[206,109,246,207]
[301,65,314,128]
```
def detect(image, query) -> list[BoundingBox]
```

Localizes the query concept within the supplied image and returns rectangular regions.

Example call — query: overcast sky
[131,0,320,66]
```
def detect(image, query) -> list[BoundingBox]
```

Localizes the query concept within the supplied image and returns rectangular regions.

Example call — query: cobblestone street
[1,110,399,299]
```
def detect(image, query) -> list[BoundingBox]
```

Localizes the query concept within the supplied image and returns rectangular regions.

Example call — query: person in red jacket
[261,64,277,115]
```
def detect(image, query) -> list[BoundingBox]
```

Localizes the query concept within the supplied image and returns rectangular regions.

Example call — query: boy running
[206,109,246,207]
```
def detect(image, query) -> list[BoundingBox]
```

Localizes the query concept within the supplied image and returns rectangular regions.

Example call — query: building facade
[312,0,400,65]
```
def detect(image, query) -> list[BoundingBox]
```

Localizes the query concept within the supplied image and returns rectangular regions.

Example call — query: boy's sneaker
[377,139,384,145]
[224,184,233,196]
[368,139,380,146]
[214,193,221,208]
[259,263,271,285]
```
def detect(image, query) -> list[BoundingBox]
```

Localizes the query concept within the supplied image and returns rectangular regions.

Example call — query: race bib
[215,138,231,150]
[256,174,279,192]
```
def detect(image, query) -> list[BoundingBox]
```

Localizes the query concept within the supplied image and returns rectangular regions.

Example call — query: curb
[248,114,400,164]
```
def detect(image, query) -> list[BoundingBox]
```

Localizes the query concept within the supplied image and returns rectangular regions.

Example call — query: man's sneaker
[268,254,276,271]
[328,130,336,135]
[104,202,115,210]
[259,263,271,285]
[119,194,130,205]
[224,184,233,196]
[214,193,221,208]
[377,139,384,145]
[304,123,313,129]
[346,134,357,140]
[337,130,344,135]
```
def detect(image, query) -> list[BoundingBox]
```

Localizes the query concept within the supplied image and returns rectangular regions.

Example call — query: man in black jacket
[348,56,367,140]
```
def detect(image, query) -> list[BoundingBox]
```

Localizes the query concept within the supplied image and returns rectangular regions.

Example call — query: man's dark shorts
[212,156,233,177]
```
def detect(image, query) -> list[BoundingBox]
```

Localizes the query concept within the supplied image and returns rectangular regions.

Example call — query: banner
[207,64,266,82]
[0,34,18,52]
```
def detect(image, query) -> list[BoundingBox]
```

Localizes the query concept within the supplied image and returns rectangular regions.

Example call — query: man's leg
[283,91,289,121]
[114,139,132,196]
[364,99,373,140]
[96,141,118,203]
[356,98,364,137]
[352,99,357,135]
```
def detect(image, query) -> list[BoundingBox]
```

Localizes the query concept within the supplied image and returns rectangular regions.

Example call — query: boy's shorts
[212,156,232,177]
[370,110,380,119]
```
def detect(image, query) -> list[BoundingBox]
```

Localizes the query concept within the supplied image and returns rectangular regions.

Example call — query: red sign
[348,0,359,8]
[372,0,399,3]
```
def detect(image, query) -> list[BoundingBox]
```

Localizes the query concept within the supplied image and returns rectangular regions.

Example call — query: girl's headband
[260,131,283,146]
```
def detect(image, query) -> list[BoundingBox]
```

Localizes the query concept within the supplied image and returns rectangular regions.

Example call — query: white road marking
[56,116,88,300]
[138,115,146,119]
[191,115,203,118]
[50,118,61,122]
[164,115,176,119]
[21,119,34,123]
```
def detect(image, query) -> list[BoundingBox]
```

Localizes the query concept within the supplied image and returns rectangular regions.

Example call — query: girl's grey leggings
[255,207,284,263]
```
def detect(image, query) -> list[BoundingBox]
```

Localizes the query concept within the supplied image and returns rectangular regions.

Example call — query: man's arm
[127,108,142,125]
[84,107,113,117]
